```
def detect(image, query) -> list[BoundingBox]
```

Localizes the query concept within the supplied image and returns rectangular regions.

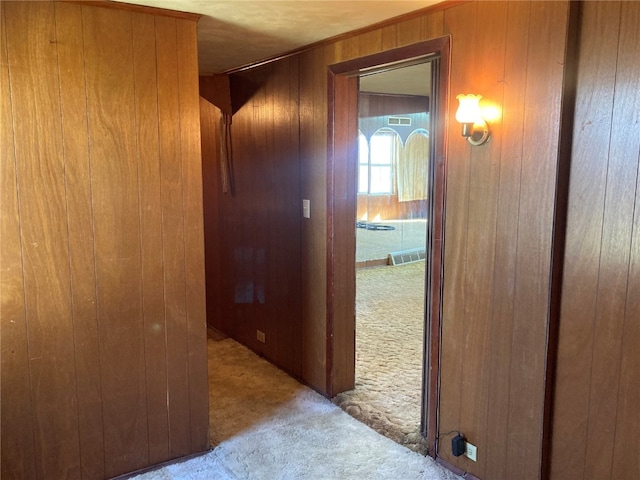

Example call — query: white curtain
[397,130,429,202]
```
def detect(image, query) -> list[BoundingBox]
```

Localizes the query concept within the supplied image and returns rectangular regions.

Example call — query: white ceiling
[114,0,441,74]
[360,62,431,96]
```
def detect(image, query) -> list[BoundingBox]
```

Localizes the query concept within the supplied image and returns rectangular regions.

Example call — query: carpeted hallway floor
[131,331,461,480]
[333,261,427,454]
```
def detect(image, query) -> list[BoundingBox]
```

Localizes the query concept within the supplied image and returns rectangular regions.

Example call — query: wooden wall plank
[176,17,210,452]
[550,2,620,478]
[155,15,192,458]
[82,6,149,476]
[332,35,359,64]
[328,71,358,395]
[422,11,444,39]
[358,29,382,57]
[132,11,170,465]
[396,16,423,47]
[0,7,37,479]
[484,2,530,478]
[458,2,508,477]
[438,0,476,463]
[199,97,223,332]
[610,5,640,477]
[584,2,639,475]
[506,2,568,478]
[54,3,106,478]
[4,2,82,477]
[2,3,206,478]
[381,24,397,50]
[299,46,328,391]
[269,57,302,375]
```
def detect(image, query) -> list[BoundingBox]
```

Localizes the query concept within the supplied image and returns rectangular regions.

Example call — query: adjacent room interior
[332,62,431,453]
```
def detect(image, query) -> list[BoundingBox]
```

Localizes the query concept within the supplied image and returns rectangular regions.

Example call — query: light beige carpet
[333,261,427,454]
[132,332,461,480]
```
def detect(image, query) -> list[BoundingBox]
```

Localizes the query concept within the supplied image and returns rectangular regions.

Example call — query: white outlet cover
[465,442,477,462]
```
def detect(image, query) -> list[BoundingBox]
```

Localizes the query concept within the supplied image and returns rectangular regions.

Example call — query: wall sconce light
[455,94,490,146]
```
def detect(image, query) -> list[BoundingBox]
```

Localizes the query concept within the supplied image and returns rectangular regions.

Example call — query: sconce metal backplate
[466,121,490,146]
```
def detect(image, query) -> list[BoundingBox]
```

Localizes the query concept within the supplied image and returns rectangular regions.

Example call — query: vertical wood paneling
[176,18,210,452]
[268,57,302,375]
[2,2,206,478]
[200,97,223,332]
[155,15,192,458]
[422,11,444,39]
[506,3,567,477]
[328,70,358,395]
[381,24,397,50]
[553,2,640,479]
[204,59,302,379]
[610,8,640,479]
[358,29,382,57]
[300,46,328,391]
[439,0,476,462]
[132,12,170,465]
[82,6,149,475]
[550,1,619,476]
[584,2,639,475]
[0,7,37,479]
[5,2,82,477]
[54,3,105,478]
[458,3,508,477]
[485,2,530,478]
[614,203,640,478]
[396,16,423,46]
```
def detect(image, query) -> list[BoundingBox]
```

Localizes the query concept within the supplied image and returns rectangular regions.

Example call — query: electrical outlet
[465,441,477,462]
[256,330,266,343]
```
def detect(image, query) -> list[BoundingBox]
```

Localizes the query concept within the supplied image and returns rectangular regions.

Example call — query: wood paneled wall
[198,1,637,478]
[0,2,208,479]
[201,57,303,378]
[201,1,570,478]
[438,2,570,478]
[551,2,640,479]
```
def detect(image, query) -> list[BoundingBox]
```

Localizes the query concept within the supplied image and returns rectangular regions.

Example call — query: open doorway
[326,38,450,456]
[332,63,431,453]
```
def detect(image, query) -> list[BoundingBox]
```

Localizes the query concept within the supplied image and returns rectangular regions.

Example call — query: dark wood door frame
[326,37,451,456]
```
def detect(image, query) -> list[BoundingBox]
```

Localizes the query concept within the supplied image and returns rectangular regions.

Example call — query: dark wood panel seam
[541,1,583,478]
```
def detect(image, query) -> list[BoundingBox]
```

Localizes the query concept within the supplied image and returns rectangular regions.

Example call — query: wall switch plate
[256,330,265,343]
[465,442,477,462]
[302,199,311,218]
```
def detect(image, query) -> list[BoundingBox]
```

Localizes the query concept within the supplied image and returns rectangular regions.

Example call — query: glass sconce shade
[455,94,490,146]
[455,94,483,124]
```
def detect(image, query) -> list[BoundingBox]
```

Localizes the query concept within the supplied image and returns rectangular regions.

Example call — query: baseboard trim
[112,448,212,479]
[435,456,481,480]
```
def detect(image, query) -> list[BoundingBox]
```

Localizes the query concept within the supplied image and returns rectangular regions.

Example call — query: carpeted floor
[131,332,460,480]
[356,219,427,263]
[333,261,427,454]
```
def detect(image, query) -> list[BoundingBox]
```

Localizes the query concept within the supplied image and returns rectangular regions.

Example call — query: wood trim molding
[435,457,481,480]
[222,1,469,75]
[62,1,201,21]
[326,36,451,451]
